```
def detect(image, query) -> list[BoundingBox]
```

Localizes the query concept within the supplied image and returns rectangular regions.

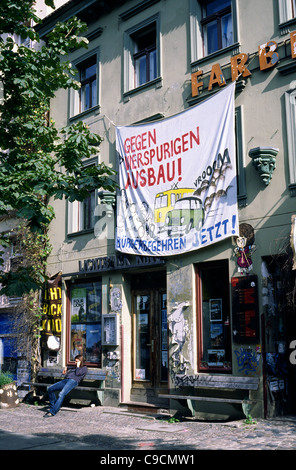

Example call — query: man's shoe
[43,412,54,418]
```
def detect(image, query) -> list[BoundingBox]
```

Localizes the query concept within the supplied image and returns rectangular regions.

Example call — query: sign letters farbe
[192,31,296,97]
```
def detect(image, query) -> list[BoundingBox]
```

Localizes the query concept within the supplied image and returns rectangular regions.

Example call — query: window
[189,0,237,62]
[235,106,247,207]
[79,56,97,113]
[67,159,98,235]
[201,0,233,55]
[196,260,231,371]
[279,0,296,23]
[70,52,99,117]
[132,24,157,87]
[67,281,102,367]
[124,15,160,93]
[285,87,296,196]
[67,189,96,234]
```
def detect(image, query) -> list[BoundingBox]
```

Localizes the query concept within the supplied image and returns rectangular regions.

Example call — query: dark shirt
[66,365,88,384]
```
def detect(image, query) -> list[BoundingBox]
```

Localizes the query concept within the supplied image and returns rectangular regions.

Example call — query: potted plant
[0,372,19,409]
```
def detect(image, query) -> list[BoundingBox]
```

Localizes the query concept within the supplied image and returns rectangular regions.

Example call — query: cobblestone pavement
[0,403,296,456]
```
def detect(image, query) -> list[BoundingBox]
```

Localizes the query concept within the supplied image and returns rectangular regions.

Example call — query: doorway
[131,271,167,397]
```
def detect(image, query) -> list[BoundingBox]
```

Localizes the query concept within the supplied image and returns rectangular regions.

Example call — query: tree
[0,0,117,295]
[0,1,117,376]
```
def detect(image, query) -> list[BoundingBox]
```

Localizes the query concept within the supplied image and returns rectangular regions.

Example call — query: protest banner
[116,82,238,256]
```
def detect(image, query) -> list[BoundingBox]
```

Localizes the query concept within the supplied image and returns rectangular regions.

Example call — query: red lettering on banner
[124,158,182,189]
[124,129,157,153]
[123,126,199,188]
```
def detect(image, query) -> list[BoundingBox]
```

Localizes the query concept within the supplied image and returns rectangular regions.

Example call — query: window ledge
[277,60,296,75]
[123,76,162,101]
[69,104,101,122]
[67,228,94,238]
[191,42,240,70]
[279,18,296,36]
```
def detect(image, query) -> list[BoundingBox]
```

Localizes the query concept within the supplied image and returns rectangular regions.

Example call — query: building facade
[37,0,296,419]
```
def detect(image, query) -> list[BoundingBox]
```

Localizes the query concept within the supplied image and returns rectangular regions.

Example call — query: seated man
[44,354,87,417]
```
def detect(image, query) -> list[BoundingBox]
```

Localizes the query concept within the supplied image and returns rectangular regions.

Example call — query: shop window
[70,51,99,118]
[67,280,102,367]
[196,260,231,371]
[124,15,160,93]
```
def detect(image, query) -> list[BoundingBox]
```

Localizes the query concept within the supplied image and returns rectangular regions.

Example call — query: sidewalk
[0,402,296,453]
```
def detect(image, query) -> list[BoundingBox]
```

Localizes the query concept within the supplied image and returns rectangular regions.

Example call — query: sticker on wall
[110,287,122,312]
[234,223,256,274]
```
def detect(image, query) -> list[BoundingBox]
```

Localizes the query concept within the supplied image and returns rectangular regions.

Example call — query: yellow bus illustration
[154,187,195,226]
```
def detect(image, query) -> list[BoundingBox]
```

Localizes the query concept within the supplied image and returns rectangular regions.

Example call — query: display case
[102,313,120,346]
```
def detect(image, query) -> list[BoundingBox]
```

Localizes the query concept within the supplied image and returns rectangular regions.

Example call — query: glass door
[134,292,151,381]
[133,289,168,389]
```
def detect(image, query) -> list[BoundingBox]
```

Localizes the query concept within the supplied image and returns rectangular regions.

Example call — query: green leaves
[0,2,118,294]
[0,268,43,297]
[57,121,103,172]
[0,0,40,40]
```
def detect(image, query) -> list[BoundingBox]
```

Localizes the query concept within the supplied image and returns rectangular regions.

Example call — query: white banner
[116,82,238,256]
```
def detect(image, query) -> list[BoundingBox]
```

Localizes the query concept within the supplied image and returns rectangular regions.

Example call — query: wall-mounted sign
[41,272,62,347]
[231,275,259,343]
[192,31,296,97]
[78,253,165,274]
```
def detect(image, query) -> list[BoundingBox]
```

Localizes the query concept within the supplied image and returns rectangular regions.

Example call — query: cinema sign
[191,31,296,97]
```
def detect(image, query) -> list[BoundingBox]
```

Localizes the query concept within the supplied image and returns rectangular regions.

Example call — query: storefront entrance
[131,271,167,401]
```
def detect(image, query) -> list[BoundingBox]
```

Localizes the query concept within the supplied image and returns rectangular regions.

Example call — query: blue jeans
[47,379,77,415]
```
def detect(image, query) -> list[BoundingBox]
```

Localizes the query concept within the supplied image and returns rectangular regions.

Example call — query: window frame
[285,87,296,196]
[195,260,232,373]
[67,157,98,236]
[123,14,161,95]
[69,50,100,119]
[79,55,97,113]
[201,0,233,56]
[66,279,102,368]
[190,0,238,63]
[279,0,296,23]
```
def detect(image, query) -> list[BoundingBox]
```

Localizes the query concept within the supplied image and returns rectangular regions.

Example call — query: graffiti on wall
[168,301,190,375]
[234,347,260,375]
